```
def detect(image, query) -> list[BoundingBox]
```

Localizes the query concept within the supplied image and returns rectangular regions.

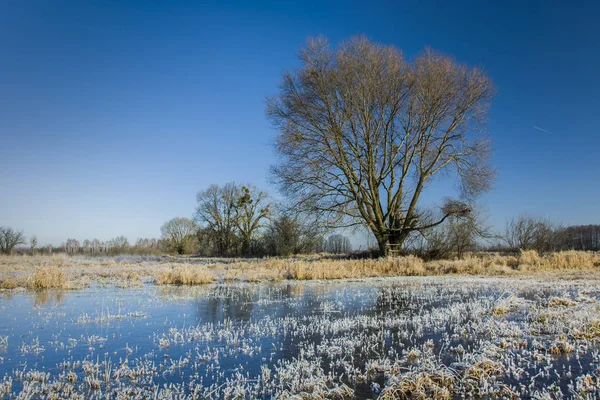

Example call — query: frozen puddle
[1,276,600,398]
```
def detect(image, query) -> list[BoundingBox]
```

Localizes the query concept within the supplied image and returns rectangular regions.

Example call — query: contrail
[534,126,556,136]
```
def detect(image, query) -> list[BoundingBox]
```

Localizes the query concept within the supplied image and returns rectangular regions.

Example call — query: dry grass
[464,359,505,380]
[0,277,18,289]
[1,251,600,289]
[518,250,600,271]
[25,266,72,289]
[379,370,455,399]
[571,320,600,340]
[155,265,216,285]
[547,296,578,307]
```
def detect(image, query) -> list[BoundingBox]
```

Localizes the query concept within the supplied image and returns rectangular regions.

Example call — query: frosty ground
[2,272,600,399]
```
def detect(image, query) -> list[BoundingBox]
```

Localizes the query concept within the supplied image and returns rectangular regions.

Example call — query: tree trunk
[241,237,250,256]
[376,231,409,258]
[377,236,388,257]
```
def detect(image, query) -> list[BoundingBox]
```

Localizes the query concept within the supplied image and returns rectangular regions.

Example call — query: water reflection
[33,290,65,308]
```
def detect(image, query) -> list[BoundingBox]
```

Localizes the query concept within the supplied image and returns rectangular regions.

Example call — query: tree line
[3,214,597,258]
[161,183,352,257]
[406,214,600,260]
[0,183,354,256]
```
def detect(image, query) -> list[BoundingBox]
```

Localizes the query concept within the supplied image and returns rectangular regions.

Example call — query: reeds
[0,277,18,289]
[155,265,216,285]
[25,266,71,289]
[1,251,599,288]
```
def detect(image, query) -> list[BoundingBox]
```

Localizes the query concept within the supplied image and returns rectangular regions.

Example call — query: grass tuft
[0,277,18,289]
[155,265,216,285]
[26,266,71,289]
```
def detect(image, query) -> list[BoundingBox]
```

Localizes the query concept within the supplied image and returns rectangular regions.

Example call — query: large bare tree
[267,36,495,256]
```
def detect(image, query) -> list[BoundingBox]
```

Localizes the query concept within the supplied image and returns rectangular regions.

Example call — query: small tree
[0,227,26,255]
[161,217,199,255]
[264,212,322,256]
[30,235,38,255]
[504,214,557,252]
[409,207,491,259]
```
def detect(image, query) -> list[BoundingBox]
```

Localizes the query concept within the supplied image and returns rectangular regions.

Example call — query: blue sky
[1,0,598,246]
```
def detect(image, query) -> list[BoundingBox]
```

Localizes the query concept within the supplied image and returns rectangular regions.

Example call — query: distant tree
[323,234,352,254]
[267,36,495,256]
[29,235,38,255]
[234,185,271,255]
[0,227,26,255]
[556,224,600,251]
[504,214,557,252]
[194,183,239,256]
[110,236,130,252]
[263,212,322,256]
[91,239,101,254]
[82,239,91,254]
[407,207,492,259]
[161,217,199,255]
[65,238,80,255]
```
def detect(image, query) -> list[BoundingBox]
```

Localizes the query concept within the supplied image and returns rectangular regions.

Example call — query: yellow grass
[379,371,454,399]
[0,277,18,289]
[25,266,72,289]
[1,251,599,289]
[518,250,600,271]
[155,265,216,285]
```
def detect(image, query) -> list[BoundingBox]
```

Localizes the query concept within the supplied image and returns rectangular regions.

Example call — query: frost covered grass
[0,251,599,290]
[3,276,600,398]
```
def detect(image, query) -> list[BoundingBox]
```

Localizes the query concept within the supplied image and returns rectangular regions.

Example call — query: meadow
[1,253,600,398]
[1,250,600,290]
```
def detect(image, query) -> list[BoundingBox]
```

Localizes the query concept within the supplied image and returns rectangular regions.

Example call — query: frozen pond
[1,276,600,398]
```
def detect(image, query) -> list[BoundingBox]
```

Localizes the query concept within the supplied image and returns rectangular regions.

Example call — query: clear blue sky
[1,0,599,246]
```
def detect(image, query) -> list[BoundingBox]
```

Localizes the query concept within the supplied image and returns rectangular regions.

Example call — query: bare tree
[504,214,558,252]
[234,185,271,255]
[556,225,600,251]
[91,239,101,254]
[194,183,239,256]
[0,227,26,255]
[263,211,323,256]
[407,207,490,260]
[110,236,130,252]
[267,36,494,256]
[29,235,38,255]
[65,238,80,255]
[323,234,352,254]
[161,217,199,255]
